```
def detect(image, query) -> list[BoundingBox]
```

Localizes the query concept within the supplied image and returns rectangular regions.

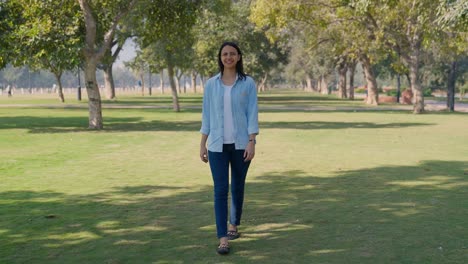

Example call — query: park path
[1,99,467,112]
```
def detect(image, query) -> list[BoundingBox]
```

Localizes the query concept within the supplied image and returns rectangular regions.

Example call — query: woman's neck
[222,69,237,85]
[222,68,236,78]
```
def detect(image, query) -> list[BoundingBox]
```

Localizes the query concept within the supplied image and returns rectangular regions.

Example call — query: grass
[1,91,467,263]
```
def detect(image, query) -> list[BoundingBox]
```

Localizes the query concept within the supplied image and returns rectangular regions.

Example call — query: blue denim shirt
[200,73,259,152]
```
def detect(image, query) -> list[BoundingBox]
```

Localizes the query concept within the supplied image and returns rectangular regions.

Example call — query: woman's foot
[217,237,230,255]
[227,225,240,240]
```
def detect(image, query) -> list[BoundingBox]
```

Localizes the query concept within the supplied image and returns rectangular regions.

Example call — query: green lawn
[1,92,467,263]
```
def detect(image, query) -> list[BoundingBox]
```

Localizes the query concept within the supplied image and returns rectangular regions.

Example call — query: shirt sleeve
[200,82,210,135]
[247,78,259,135]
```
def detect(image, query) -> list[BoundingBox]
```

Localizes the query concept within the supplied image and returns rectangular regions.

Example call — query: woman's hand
[243,141,255,162]
[200,145,208,163]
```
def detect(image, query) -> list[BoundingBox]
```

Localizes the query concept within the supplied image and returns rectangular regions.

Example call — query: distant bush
[386,90,398,96]
[423,88,432,97]
[355,87,366,93]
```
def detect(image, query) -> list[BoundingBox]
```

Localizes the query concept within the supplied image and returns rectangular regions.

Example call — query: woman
[200,42,259,255]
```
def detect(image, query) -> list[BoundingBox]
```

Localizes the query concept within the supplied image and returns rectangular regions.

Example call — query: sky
[115,39,137,67]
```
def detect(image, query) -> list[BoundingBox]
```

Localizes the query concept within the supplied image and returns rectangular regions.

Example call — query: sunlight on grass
[289,184,316,190]
[369,202,433,217]
[254,223,312,232]
[308,249,347,255]
[114,240,148,245]
[45,231,101,247]
[387,176,467,189]
[98,225,167,235]
[235,250,269,261]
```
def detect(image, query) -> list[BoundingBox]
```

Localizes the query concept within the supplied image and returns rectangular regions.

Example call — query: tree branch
[78,0,97,55]
[102,0,138,56]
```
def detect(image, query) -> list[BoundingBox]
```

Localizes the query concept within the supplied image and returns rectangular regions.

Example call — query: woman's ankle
[219,236,229,244]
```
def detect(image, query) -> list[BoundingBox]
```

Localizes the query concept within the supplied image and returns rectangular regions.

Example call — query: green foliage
[132,0,207,74]
[5,0,83,74]
[0,1,23,68]
[422,87,432,97]
[355,87,367,93]
[436,0,468,31]
[192,0,232,77]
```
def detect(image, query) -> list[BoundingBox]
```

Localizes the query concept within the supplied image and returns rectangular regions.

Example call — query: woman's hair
[217,41,247,80]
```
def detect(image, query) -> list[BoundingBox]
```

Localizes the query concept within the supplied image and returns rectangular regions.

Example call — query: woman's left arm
[246,79,259,136]
[244,79,259,162]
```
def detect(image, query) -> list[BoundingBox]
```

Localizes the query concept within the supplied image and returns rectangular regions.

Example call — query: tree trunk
[53,72,65,103]
[407,52,424,113]
[175,69,182,94]
[338,63,347,99]
[360,54,379,105]
[348,61,356,100]
[320,75,330,95]
[401,27,425,113]
[175,77,180,94]
[160,70,165,94]
[103,65,115,99]
[447,61,457,112]
[148,71,152,96]
[84,56,103,129]
[191,71,197,93]
[200,76,205,93]
[140,71,145,96]
[396,73,401,103]
[78,0,136,129]
[258,73,268,92]
[317,75,322,93]
[167,64,180,112]
[305,75,313,92]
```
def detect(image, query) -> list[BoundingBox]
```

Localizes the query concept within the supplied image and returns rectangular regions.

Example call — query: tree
[98,25,134,100]
[192,1,232,80]
[250,0,379,101]
[1,65,23,87]
[0,1,23,69]
[125,50,148,96]
[134,0,205,112]
[7,0,84,102]
[352,0,445,113]
[435,0,468,111]
[437,0,468,31]
[77,0,137,129]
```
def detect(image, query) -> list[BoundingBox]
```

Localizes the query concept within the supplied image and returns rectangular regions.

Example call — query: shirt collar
[216,72,239,82]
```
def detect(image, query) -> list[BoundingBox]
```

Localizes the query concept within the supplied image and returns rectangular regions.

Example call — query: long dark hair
[217,41,247,81]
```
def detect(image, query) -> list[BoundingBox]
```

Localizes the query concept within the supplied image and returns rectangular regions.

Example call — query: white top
[223,83,235,144]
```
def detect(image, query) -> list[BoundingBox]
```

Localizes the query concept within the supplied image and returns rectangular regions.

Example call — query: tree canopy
[1,0,467,125]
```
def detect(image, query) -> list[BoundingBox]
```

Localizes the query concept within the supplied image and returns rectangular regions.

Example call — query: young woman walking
[200,42,259,255]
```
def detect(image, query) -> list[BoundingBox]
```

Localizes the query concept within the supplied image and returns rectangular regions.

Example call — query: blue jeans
[208,144,251,238]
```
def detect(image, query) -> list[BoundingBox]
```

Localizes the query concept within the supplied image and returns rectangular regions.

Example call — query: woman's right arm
[200,83,210,163]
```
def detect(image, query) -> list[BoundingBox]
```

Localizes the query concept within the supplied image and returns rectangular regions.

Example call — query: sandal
[227,229,240,240]
[217,243,230,255]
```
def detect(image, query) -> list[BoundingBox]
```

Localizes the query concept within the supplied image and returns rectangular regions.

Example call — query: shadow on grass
[0,110,434,133]
[101,96,204,106]
[0,116,202,133]
[0,115,435,134]
[1,160,466,263]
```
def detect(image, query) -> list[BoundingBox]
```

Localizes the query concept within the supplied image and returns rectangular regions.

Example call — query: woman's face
[220,45,240,71]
